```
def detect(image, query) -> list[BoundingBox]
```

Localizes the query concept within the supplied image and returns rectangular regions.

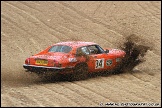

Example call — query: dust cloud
[117,34,151,73]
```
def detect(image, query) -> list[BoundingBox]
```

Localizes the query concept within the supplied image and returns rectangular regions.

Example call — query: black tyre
[70,63,88,81]
[112,64,122,74]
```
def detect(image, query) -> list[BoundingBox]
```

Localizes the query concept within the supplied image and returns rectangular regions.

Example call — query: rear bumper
[23,64,74,73]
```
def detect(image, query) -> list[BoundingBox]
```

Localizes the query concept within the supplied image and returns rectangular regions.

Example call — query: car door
[88,53,106,72]
[88,45,119,72]
[75,45,116,73]
[86,45,108,72]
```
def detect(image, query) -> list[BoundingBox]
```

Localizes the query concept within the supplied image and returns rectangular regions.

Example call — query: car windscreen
[48,45,72,53]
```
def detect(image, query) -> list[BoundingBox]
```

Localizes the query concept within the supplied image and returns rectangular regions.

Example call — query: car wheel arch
[74,62,88,70]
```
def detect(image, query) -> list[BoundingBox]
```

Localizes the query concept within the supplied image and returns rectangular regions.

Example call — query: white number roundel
[106,60,112,66]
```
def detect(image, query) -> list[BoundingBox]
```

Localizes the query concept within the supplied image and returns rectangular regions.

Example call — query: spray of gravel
[117,34,151,73]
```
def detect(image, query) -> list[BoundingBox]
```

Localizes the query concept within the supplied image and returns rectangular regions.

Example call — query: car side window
[87,45,105,54]
[60,46,71,53]
[88,46,98,54]
[76,47,90,56]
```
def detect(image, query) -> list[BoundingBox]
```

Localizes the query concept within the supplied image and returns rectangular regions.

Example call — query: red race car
[23,41,126,80]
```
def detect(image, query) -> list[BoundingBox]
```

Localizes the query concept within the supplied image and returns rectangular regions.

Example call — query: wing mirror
[105,49,109,53]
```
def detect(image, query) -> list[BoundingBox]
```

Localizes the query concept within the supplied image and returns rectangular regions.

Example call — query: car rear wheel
[70,63,88,81]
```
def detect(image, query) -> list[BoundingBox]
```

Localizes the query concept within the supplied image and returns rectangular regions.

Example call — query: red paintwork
[23,41,126,73]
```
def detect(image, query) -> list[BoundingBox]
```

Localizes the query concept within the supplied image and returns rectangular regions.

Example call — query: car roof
[54,41,97,48]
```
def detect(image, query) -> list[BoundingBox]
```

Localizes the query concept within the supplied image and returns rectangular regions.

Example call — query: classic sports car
[23,41,126,80]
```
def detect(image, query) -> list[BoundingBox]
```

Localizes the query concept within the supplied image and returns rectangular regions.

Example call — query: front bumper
[23,64,74,73]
